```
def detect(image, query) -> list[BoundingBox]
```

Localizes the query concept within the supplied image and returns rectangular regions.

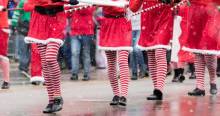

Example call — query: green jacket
[11,0,31,27]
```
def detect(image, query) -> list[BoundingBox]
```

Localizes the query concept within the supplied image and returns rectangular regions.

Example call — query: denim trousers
[130,30,147,74]
[71,35,93,75]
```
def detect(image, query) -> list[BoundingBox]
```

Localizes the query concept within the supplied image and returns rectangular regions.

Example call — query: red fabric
[0,0,9,28]
[70,7,95,36]
[99,17,132,48]
[138,1,173,48]
[0,29,8,56]
[31,44,42,77]
[184,2,218,51]
[190,0,212,4]
[28,11,66,40]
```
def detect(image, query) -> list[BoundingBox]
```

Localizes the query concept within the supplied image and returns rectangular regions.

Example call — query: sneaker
[188,88,205,96]
[147,89,163,100]
[119,96,127,106]
[70,74,78,80]
[82,75,90,81]
[131,73,138,80]
[43,103,53,113]
[51,97,63,113]
[20,71,31,79]
[1,81,10,89]
[110,95,120,106]
[210,83,218,95]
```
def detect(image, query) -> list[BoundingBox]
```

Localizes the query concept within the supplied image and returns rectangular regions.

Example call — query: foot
[82,75,90,81]
[178,75,185,83]
[31,81,41,86]
[188,88,205,96]
[217,72,220,77]
[189,73,196,79]
[1,81,10,89]
[131,73,138,80]
[70,74,78,80]
[210,83,218,95]
[119,96,127,106]
[51,97,63,113]
[110,95,120,106]
[43,103,53,113]
[139,72,149,78]
[20,70,31,79]
[147,89,163,100]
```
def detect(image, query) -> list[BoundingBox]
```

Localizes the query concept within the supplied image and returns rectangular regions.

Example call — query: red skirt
[182,3,219,55]
[25,11,66,45]
[0,29,8,56]
[98,17,132,51]
[138,1,173,51]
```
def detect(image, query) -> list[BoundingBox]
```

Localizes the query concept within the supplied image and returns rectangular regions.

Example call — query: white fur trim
[24,37,64,46]
[0,5,4,11]
[30,76,45,83]
[0,55,9,62]
[182,46,220,55]
[98,46,133,51]
[137,45,171,51]
[2,29,11,34]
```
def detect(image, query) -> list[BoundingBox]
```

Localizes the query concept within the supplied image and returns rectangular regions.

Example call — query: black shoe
[172,77,179,82]
[147,89,163,100]
[51,97,63,113]
[31,81,41,86]
[131,73,138,80]
[110,95,120,106]
[188,88,205,96]
[189,73,196,79]
[1,81,10,89]
[217,72,220,77]
[178,75,185,83]
[119,96,127,106]
[43,103,53,113]
[82,75,90,81]
[70,74,78,80]
[210,83,218,95]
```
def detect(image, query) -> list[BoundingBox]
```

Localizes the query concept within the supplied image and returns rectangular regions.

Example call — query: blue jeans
[130,30,147,74]
[16,34,31,72]
[71,35,93,76]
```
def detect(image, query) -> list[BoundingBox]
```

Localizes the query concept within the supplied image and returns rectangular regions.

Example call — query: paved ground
[0,62,220,116]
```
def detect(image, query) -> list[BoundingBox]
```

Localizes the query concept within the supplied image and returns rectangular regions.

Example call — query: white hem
[30,76,45,83]
[98,46,133,51]
[182,46,220,55]
[137,45,171,51]
[24,37,64,46]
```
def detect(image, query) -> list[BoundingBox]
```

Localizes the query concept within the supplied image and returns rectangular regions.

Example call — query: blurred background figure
[12,0,44,85]
[69,6,96,81]
[128,9,148,80]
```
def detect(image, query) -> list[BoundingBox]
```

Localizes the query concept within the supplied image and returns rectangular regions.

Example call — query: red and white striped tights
[106,50,130,97]
[147,49,167,91]
[194,54,217,90]
[37,42,62,103]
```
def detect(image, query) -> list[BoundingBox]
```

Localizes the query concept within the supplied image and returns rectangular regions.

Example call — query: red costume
[70,7,95,36]
[24,0,66,45]
[182,0,219,55]
[98,5,132,50]
[130,0,174,50]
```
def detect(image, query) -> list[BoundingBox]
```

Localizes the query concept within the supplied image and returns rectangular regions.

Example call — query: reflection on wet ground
[0,63,220,116]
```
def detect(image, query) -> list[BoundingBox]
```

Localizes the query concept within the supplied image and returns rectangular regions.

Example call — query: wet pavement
[0,63,220,116]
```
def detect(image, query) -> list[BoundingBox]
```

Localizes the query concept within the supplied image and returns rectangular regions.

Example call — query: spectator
[69,6,96,81]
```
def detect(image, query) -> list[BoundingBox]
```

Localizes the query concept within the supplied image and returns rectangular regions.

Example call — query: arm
[129,0,143,12]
